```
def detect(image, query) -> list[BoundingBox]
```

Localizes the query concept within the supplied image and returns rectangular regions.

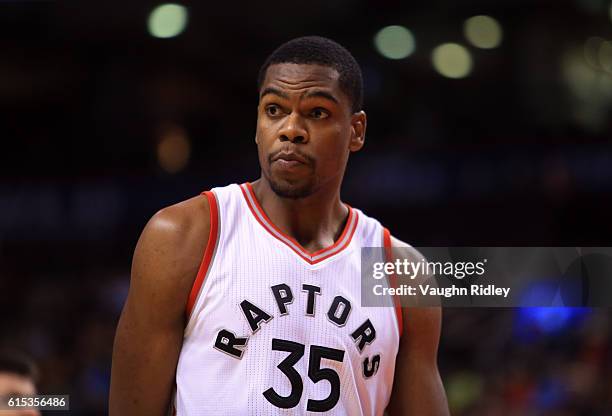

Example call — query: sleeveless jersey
[174,183,402,416]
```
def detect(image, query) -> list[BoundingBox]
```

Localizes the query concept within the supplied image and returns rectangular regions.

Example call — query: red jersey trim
[185,191,220,318]
[240,182,358,265]
[383,227,404,338]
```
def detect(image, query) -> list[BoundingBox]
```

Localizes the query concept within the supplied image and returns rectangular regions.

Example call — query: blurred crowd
[442,309,612,415]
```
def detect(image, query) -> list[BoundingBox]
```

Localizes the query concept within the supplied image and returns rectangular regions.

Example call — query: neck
[250,177,348,253]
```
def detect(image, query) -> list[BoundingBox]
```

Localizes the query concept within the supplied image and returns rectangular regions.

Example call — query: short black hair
[257,36,364,113]
[0,350,39,382]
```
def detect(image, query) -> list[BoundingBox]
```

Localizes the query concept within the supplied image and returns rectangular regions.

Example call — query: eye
[265,104,281,117]
[310,107,330,119]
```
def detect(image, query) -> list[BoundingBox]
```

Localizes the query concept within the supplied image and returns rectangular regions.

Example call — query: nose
[278,112,309,144]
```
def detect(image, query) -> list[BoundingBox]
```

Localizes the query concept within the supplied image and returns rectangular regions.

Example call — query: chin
[268,175,316,199]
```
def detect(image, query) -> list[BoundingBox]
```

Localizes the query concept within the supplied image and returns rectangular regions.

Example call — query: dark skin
[109,62,449,415]
[253,63,365,251]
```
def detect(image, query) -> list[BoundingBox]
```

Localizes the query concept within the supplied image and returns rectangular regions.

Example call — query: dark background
[1,0,612,414]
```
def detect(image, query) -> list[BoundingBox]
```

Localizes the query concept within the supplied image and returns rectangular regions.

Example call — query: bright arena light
[148,4,188,39]
[599,40,612,73]
[463,15,503,49]
[583,37,604,70]
[157,125,191,173]
[432,43,473,79]
[374,25,416,59]
[582,37,612,74]
[561,46,612,131]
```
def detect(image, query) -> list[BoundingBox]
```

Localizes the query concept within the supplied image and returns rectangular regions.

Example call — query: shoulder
[145,194,211,248]
[130,194,212,317]
[138,195,212,271]
[389,235,424,264]
[390,235,409,249]
[138,193,212,274]
[388,234,442,340]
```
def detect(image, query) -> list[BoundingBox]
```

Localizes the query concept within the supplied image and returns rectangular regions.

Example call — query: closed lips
[273,152,307,164]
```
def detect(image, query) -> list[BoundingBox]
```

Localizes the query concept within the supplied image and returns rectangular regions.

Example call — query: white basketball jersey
[174,183,402,416]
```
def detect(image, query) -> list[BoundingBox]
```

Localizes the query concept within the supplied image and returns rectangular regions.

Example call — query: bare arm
[109,196,210,416]
[386,237,450,416]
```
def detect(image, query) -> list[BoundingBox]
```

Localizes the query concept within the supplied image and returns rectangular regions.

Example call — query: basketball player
[110,36,449,415]
[0,350,40,416]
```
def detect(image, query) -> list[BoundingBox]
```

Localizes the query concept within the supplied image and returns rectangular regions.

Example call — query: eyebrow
[303,89,339,104]
[259,87,339,105]
[260,87,289,100]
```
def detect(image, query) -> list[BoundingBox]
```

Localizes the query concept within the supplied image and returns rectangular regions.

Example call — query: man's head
[0,350,40,416]
[256,36,366,199]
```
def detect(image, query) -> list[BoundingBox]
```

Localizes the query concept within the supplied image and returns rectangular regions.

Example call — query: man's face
[0,372,40,416]
[256,63,365,198]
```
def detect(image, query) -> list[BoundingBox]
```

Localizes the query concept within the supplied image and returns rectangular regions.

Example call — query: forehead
[261,63,342,96]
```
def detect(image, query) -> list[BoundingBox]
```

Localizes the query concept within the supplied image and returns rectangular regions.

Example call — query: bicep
[110,205,208,416]
[110,298,184,416]
[387,307,448,416]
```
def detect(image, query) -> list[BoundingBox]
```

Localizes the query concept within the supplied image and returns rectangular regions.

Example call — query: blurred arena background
[1,0,612,414]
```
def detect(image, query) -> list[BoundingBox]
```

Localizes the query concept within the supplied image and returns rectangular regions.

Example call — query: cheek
[325,124,351,151]
[255,123,271,148]
[314,127,351,170]
[256,115,279,139]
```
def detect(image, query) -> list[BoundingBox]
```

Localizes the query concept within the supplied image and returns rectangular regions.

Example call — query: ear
[349,111,366,152]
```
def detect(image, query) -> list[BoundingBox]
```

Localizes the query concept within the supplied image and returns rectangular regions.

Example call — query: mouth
[270,151,312,174]
[274,159,303,169]
[268,147,315,179]
[272,151,309,165]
